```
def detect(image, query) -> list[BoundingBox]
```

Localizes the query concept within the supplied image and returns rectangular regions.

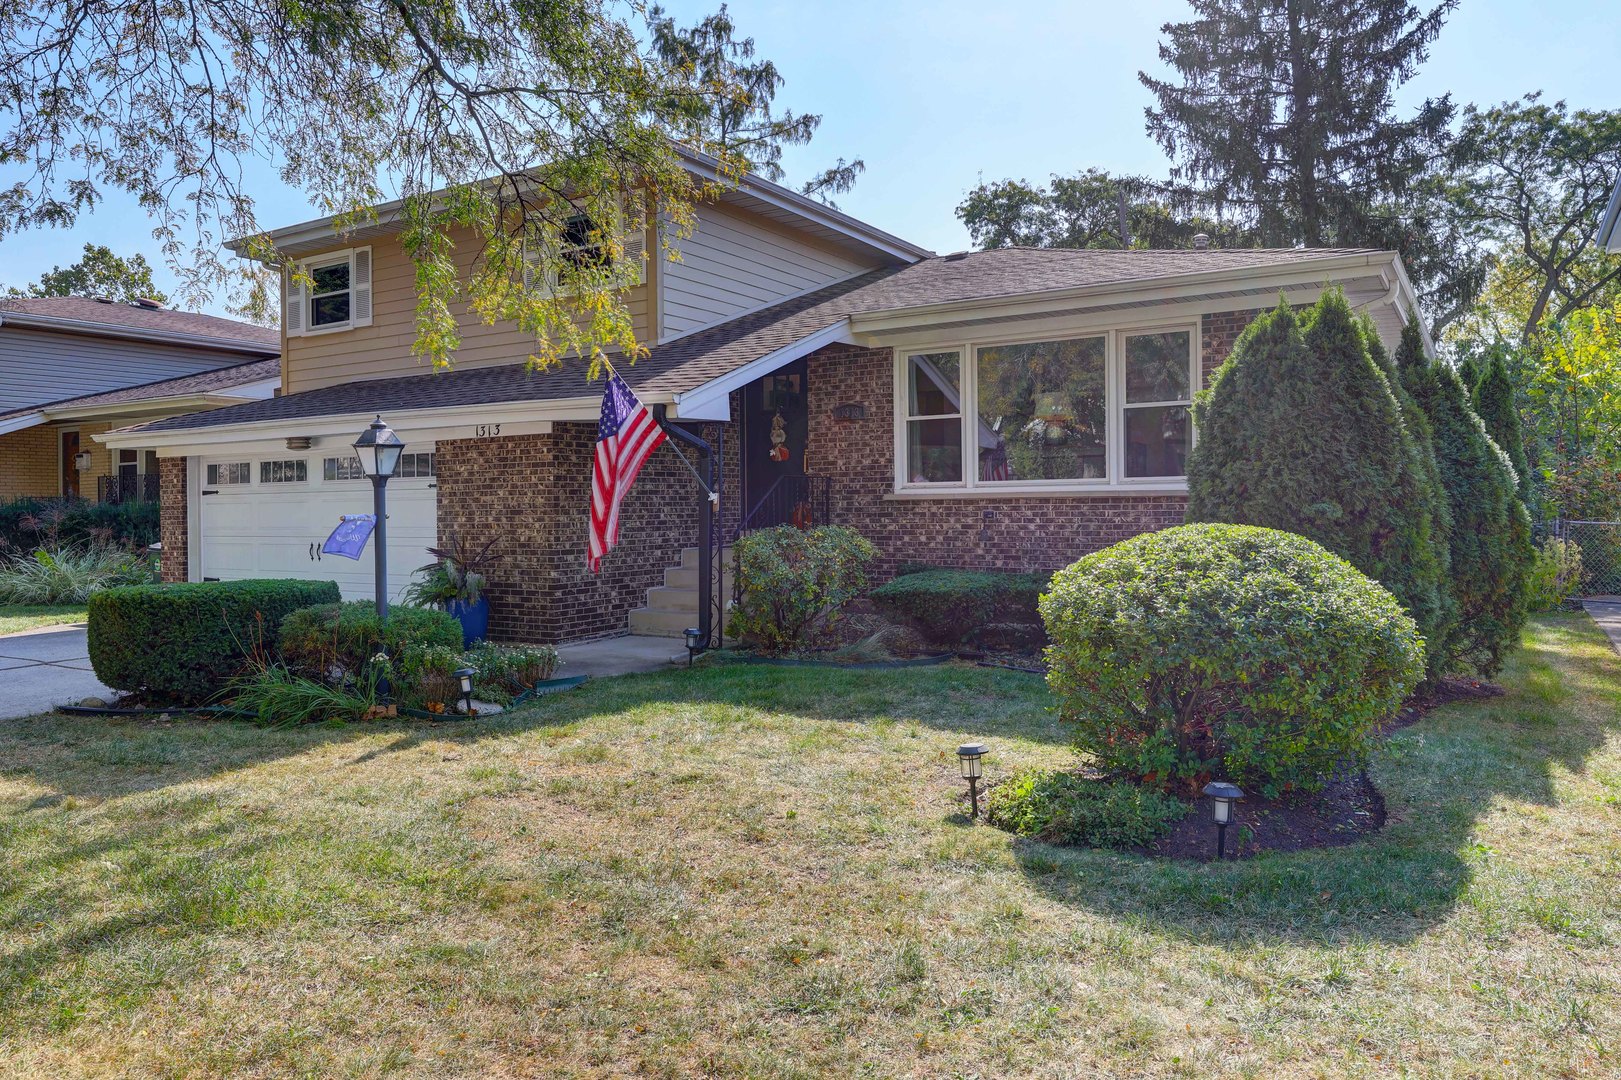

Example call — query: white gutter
[671,318,855,421]
[0,311,279,356]
[0,411,44,436]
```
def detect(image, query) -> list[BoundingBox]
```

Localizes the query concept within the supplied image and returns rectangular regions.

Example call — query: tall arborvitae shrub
[1473,351,1536,513]
[1396,318,1535,675]
[1187,291,1450,673]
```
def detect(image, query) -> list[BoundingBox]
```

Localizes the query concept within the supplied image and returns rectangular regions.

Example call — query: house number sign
[474,424,503,438]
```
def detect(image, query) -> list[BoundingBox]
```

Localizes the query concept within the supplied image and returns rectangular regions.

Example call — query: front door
[60,430,80,498]
[741,358,809,527]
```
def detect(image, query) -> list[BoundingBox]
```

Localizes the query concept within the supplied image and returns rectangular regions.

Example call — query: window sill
[884,484,1189,501]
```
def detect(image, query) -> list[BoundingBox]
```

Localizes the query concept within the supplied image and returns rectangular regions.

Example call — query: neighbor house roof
[0,357,281,436]
[128,246,1397,437]
[0,297,280,355]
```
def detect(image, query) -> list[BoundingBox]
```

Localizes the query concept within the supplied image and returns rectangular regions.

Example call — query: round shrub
[278,601,463,677]
[1040,524,1424,798]
[728,525,877,654]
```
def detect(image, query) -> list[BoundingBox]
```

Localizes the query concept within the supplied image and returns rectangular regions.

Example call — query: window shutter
[621,227,647,286]
[351,247,373,327]
[283,266,305,337]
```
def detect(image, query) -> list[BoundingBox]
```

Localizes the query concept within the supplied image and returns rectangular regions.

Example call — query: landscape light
[684,626,703,666]
[957,743,988,821]
[1202,781,1244,860]
[454,666,476,715]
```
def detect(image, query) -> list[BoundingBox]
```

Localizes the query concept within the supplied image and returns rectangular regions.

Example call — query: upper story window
[894,324,1198,494]
[526,209,646,296]
[285,247,373,337]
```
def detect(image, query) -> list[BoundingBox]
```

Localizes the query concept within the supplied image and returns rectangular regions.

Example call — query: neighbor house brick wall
[801,309,1261,580]
[0,424,59,498]
[159,457,188,582]
[436,418,735,643]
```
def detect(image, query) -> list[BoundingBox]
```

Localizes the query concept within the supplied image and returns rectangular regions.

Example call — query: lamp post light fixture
[683,626,703,666]
[352,415,405,624]
[957,742,988,821]
[453,666,477,715]
[1202,781,1244,860]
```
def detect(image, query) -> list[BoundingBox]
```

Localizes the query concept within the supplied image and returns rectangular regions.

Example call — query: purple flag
[322,514,376,560]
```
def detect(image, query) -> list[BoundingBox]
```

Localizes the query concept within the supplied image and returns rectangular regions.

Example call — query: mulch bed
[1145,767,1385,860]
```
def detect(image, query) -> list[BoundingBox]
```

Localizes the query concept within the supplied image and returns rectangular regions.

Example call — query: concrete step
[628,606,708,637]
[664,564,735,591]
[679,545,733,569]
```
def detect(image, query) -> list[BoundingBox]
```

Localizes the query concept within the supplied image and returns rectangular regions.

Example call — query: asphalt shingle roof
[0,296,280,352]
[0,358,282,425]
[134,246,1383,434]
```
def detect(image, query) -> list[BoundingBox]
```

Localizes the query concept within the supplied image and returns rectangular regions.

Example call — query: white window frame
[891,320,1200,496]
[523,208,647,298]
[285,246,372,337]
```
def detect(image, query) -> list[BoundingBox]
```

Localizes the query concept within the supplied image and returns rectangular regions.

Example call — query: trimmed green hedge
[88,579,341,704]
[277,601,464,678]
[870,568,1049,645]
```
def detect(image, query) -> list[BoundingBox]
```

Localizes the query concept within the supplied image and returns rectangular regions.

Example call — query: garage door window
[397,452,437,478]
[259,460,309,483]
[206,462,250,485]
[323,455,366,481]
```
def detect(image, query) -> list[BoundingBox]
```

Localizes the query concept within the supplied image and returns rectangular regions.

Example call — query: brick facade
[0,419,118,499]
[801,309,1261,580]
[436,419,735,643]
[159,457,188,582]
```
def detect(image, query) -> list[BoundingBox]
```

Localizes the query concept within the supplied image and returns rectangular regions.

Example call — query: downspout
[650,405,723,650]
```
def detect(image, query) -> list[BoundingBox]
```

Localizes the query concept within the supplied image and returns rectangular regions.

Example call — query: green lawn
[0,614,1617,1077]
[0,605,88,637]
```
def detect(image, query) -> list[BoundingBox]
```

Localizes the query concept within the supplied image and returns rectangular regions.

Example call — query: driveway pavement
[0,624,114,720]
[1584,597,1621,656]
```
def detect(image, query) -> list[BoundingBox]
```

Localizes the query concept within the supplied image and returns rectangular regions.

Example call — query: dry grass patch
[0,615,1617,1077]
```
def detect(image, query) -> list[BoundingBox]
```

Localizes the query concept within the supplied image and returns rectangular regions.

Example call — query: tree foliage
[1140,0,1479,326]
[1446,95,1621,343]
[955,169,1253,251]
[4,243,168,306]
[649,3,862,206]
[0,0,786,372]
[1396,317,1534,675]
[1473,349,1535,511]
[1187,291,1450,675]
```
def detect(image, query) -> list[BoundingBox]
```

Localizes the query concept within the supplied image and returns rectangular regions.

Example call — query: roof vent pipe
[1192,233,1211,250]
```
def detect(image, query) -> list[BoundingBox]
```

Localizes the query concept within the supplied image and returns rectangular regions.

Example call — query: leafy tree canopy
[956,169,1254,251]
[4,244,168,306]
[0,0,799,372]
[1139,0,1478,329]
[649,3,862,207]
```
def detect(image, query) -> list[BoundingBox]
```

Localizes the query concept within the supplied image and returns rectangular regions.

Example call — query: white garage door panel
[198,452,439,604]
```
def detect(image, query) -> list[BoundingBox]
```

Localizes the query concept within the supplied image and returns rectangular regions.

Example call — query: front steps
[627,546,733,637]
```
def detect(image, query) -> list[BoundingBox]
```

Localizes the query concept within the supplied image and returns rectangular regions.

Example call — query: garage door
[197,449,439,603]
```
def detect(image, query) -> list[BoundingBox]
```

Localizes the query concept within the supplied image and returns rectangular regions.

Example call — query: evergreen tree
[1140,0,1476,325]
[1187,290,1448,673]
[1396,318,1534,675]
[1473,351,1536,512]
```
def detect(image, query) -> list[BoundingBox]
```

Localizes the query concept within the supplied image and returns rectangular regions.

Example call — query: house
[1602,169,1621,253]
[0,297,280,502]
[102,152,1429,644]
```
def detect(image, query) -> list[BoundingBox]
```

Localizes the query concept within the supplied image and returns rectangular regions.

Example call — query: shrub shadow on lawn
[1009,613,1618,947]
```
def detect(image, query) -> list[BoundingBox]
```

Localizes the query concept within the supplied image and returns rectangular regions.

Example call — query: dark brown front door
[60,430,80,498]
[741,359,809,526]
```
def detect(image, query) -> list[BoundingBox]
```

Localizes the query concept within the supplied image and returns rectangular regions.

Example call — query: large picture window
[894,325,1198,493]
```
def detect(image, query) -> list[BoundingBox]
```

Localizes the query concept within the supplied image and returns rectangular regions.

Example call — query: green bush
[1041,524,1424,798]
[0,497,160,554]
[0,545,155,604]
[468,641,560,691]
[1473,348,1536,512]
[1186,292,1451,681]
[229,663,379,728]
[1526,537,1583,612]
[277,601,463,678]
[870,568,1049,645]
[985,771,1188,848]
[728,525,878,654]
[1398,319,1535,676]
[88,579,341,704]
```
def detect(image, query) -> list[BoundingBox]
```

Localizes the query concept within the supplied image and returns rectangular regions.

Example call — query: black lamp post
[957,743,987,821]
[352,415,405,622]
[453,666,477,715]
[1202,781,1244,860]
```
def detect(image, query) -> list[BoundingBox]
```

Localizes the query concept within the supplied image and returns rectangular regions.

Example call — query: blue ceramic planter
[448,596,490,648]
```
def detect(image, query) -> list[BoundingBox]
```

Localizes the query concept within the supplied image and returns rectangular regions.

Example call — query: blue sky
[1,0,1613,316]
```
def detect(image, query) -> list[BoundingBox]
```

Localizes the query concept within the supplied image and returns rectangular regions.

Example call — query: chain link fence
[1548,520,1621,597]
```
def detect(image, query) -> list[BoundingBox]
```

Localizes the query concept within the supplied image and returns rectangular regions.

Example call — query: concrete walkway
[0,625,114,720]
[555,634,687,678]
[1583,598,1621,655]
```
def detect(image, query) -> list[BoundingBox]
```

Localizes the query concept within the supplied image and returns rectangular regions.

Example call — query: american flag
[588,371,667,573]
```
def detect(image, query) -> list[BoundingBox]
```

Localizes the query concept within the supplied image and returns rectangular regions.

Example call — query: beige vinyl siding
[659,202,880,339]
[284,224,652,395]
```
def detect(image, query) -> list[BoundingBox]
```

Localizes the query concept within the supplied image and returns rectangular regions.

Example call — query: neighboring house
[0,297,280,501]
[105,151,1430,644]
